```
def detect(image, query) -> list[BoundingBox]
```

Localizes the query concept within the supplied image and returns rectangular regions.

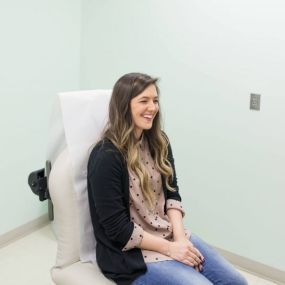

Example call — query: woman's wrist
[173,233,188,242]
[161,240,171,257]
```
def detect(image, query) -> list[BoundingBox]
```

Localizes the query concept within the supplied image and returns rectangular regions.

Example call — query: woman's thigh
[131,259,213,285]
[190,234,248,285]
[132,233,248,285]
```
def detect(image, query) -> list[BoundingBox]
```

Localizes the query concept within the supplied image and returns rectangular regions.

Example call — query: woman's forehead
[136,85,158,99]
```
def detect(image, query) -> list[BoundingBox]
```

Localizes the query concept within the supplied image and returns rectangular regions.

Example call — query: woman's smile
[130,84,159,139]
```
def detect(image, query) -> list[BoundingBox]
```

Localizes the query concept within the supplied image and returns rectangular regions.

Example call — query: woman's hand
[168,238,205,271]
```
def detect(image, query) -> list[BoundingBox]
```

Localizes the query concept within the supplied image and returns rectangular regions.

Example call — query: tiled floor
[0,224,280,285]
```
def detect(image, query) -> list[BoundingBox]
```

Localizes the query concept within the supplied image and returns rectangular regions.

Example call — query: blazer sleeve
[166,141,182,202]
[88,147,133,247]
[159,129,183,203]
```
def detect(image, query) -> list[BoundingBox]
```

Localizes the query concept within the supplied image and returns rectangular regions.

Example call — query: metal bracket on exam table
[27,161,54,221]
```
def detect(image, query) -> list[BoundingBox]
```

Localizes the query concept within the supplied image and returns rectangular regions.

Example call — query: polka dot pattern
[166,199,185,217]
[124,134,190,263]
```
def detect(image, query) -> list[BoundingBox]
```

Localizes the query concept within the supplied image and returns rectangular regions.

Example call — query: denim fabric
[131,234,248,285]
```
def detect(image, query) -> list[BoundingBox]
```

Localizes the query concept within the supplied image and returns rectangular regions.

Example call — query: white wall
[80,0,285,271]
[0,0,81,235]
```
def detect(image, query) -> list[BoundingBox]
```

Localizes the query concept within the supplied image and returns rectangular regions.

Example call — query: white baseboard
[215,246,285,285]
[0,214,49,249]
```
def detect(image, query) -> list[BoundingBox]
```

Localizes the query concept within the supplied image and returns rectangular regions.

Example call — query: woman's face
[130,84,159,139]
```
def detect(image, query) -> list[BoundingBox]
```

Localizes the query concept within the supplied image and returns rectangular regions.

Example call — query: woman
[87,73,247,285]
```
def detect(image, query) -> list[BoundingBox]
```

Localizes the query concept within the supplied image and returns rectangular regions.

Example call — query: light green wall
[1,0,284,272]
[0,0,81,235]
[80,0,285,270]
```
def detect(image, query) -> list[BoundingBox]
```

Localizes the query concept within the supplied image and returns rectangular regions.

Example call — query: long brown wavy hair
[101,72,176,208]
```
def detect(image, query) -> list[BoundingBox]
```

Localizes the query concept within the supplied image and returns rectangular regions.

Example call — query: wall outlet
[250,93,261,110]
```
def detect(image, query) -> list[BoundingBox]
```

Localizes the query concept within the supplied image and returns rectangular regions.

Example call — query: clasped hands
[167,238,205,272]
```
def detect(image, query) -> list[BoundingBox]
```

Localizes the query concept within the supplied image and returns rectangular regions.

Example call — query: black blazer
[87,137,182,285]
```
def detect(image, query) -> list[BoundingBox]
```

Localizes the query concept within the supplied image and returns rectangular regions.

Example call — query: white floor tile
[237,269,280,285]
[0,224,56,285]
[238,269,259,285]
[255,277,279,285]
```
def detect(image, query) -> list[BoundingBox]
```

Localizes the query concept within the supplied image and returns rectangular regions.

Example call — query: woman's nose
[148,101,158,111]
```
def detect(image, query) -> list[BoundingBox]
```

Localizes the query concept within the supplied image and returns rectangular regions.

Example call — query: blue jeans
[131,234,248,285]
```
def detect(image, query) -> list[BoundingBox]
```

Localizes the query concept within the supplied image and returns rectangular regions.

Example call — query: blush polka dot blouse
[122,135,191,263]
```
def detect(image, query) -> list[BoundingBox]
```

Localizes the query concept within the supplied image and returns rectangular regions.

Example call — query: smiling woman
[87,73,247,285]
